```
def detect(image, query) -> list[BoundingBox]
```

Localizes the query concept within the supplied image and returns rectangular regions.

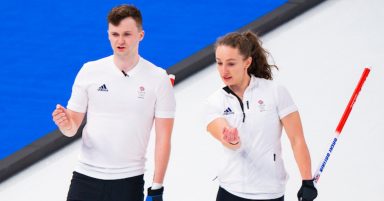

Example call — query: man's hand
[52,104,72,130]
[145,186,164,201]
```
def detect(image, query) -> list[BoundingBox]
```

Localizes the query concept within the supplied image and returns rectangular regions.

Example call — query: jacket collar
[222,75,259,96]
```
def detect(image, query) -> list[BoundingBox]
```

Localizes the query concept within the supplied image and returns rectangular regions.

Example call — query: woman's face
[215,45,251,87]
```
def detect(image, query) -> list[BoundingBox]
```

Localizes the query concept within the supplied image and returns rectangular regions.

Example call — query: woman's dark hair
[107,4,143,30]
[214,31,277,80]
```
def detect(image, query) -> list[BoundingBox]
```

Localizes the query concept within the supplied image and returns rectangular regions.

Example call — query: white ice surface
[1,0,384,200]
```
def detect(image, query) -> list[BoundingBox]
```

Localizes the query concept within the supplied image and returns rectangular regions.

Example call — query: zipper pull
[246,101,249,109]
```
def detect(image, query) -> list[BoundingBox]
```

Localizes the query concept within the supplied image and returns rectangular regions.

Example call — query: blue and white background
[0,0,287,160]
[1,0,384,200]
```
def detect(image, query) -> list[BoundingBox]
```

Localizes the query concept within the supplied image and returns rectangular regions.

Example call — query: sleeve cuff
[278,105,298,119]
[155,110,175,118]
[67,102,87,113]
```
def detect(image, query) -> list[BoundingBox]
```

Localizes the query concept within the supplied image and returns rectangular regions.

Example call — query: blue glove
[145,186,164,201]
[297,179,318,201]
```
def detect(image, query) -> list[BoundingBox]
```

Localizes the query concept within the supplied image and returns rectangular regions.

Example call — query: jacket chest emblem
[137,86,145,99]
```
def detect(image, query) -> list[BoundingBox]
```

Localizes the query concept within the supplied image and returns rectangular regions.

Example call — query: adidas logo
[223,107,234,115]
[98,84,108,92]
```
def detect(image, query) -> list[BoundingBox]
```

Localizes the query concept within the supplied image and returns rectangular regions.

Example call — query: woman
[205,31,318,201]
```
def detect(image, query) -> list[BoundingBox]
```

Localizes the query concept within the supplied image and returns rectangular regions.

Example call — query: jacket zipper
[223,86,246,122]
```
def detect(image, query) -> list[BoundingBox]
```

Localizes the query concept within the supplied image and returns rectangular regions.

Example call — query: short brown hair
[107,4,143,30]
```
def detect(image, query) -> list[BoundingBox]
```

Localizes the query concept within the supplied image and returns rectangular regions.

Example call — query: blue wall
[0,0,287,159]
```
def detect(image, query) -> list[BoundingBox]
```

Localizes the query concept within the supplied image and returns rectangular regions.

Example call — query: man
[52,4,175,201]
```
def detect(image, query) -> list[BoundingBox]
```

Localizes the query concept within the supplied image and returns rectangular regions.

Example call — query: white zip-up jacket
[205,75,297,199]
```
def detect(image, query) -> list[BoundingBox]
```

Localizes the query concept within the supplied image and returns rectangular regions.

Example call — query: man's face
[108,17,144,57]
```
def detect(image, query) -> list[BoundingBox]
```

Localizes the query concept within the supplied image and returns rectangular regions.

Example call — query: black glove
[145,186,164,201]
[297,179,318,201]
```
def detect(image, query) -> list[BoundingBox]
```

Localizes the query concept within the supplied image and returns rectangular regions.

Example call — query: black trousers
[216,187,284,201]
[67,171,144,201]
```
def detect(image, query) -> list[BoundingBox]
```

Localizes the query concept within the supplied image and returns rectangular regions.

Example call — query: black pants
[67,171,144,201]
[216,187,284,201]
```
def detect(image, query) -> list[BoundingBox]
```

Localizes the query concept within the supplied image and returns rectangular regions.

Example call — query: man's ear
[139,30,145,41]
